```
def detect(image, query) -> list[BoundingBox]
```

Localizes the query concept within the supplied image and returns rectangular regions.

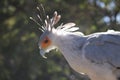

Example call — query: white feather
[59,23,76,30]
[65,27,79,32]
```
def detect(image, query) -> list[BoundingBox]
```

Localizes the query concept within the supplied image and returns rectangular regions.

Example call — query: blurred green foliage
[0,0,120,80]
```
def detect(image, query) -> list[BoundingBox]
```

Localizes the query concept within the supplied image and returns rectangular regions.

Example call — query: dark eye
[44,39,49,43]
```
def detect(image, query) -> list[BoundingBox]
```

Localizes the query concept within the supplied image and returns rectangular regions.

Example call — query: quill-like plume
[30,4,61,32]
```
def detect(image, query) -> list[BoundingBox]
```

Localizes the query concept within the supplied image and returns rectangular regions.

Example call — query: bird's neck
[54,31,87,72]
[54,31,85,55]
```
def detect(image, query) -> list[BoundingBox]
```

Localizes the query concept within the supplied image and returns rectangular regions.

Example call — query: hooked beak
[39,48,47,59]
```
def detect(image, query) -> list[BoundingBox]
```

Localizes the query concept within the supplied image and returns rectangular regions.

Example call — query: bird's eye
[41,36,51,49]
[44,39,49,43]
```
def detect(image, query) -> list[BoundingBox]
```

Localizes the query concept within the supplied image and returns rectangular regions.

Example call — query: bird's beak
[40,49,47,59]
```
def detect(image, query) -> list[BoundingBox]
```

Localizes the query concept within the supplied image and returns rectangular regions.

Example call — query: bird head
[38,11,62,58]
[30,11,61,58]
[30,7,80,58]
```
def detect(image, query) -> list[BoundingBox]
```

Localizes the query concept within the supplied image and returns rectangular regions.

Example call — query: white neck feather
[53,31,87,73]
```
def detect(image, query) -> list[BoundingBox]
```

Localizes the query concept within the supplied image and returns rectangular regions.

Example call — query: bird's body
[31,10,120,80]
[51,29,120,80]
[54,29,120,80]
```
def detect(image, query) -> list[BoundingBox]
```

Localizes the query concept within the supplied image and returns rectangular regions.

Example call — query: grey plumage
[83,30,120,68]
[80,30,120,80]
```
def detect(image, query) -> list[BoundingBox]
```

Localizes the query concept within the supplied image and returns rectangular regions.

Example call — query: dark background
[0,0,120,80]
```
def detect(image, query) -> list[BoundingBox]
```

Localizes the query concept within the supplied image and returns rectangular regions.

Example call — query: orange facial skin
[41,36,51,49]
